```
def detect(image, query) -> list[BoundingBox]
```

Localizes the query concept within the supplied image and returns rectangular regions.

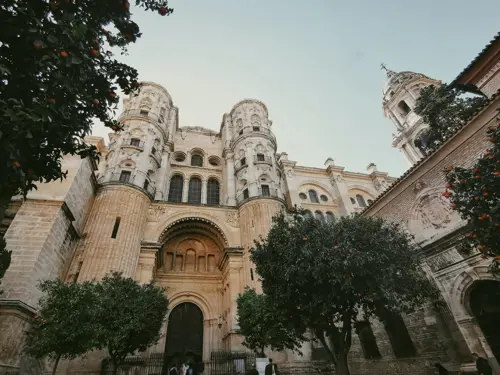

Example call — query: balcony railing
[105,171,156,197]
[236,188,279,204]
[151,148,162,163]
[230,126,276,147]
[122,138,145,150]
[118,109,166,124]
[253,155,272,164]
[234,158,248,171]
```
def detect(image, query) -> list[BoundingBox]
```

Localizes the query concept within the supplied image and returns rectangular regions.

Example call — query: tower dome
[380,65,441,166]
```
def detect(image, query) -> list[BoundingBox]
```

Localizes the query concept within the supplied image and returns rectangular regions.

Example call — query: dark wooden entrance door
[470,280,500,362]
[164,302,204,368]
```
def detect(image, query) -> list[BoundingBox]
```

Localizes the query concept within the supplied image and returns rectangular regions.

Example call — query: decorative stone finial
[324,157,335,167]
[380,63,395,78]
[366,163,378,174]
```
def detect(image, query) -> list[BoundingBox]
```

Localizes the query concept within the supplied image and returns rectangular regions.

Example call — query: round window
[173,152,186,162]
[299,193,307,200]
[208,156,221,166]
[320,194,328,202]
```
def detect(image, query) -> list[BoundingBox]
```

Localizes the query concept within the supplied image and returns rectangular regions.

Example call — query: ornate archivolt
[166,290,217,320]
[156,213,230,248]
[447,265,497,319]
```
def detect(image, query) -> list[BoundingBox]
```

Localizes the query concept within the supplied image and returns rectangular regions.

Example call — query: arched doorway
[470,280,500,362]
[164,302,204,367]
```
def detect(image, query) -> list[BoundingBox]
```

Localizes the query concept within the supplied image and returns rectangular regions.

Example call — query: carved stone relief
[416,194,452,230]
[335,174,345,183]
[226,212,240,228]
[256,165,271,173]
[413,180,427,193]
[148,205,169,222]
[426,248,463,272]
[236,119,243,128]
[286,169,295,178]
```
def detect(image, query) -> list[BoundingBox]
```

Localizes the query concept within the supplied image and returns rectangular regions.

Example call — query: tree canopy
[251,211,438,375]
[444,111,500,272]
[236,287,306,357]
[24,273,169,375]
[0,237,11,295]
[413,83,487,154]
[24,279,98,375]
[0,0,173,205]
[93,273,169,374]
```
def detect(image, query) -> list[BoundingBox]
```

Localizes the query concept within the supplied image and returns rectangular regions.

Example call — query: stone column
[201,178,208,204]
[154,151,171,201]
[401,145,415,166]
[225,152,236,206]
[326,167,352,216]
[135,248,158,284]
[182,178,189,203]
[77,185,150,281]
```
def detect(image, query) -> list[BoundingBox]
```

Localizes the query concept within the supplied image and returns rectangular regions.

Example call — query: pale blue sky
[91,0,500,177]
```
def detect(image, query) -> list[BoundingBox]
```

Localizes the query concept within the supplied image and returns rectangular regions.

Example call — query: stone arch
[157,215,230,248]
[189,147,205,157]
[167,291,215,320]
[346,184,377,198]
[187,172,204,181]
[449,265,497,319]
[298,180,337,200]
[168,171,187,180]
[119,158,136,168]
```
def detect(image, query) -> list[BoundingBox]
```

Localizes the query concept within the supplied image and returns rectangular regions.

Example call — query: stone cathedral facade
[1,32,499,375]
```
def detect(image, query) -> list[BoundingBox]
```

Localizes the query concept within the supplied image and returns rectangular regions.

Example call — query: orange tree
[0,0,173,268]
[24,279,98,375]
[444,110,500,272]
[251,210,439,375]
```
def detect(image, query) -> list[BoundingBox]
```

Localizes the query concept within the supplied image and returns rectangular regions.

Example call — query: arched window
[188,177,202,204]
[384,312,416,357]
[356,194,366,208]
[304,210,313,218]
[256,153,265,162]
[168,175,183,202]
[207,178,220,205]
[325,212,334,223]
[309,189,319,203]
[191,154,203,167]
[314,211,324,221]
[398,100,411,116]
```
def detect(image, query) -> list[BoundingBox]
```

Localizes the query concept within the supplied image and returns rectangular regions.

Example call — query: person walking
[264,358,279,375]
[472,353,493,375]
[247,363,259,375]
[433,363,449,375]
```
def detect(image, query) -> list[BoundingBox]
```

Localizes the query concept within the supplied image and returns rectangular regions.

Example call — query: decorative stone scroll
[148,205,169,222]
[416,194,452,230]
[226,211,240,228]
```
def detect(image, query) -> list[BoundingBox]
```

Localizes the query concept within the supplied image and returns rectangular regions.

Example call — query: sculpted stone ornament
[416,194,452,230]
[286,169,295,178]
[413,180,427,193]
[335,174,345,183]
[148,205,169,222]
[226,211,240,228]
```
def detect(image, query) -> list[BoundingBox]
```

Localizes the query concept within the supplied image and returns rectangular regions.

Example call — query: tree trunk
[111,358,119,375]
[51,354,61,375]
[335,353,350,375]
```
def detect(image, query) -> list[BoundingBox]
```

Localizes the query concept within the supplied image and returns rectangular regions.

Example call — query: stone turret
[381,67,441,166]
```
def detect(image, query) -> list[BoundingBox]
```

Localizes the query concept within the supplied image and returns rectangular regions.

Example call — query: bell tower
[76,82,178,281]
[381,65,441,166]
[222,100,286,290]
